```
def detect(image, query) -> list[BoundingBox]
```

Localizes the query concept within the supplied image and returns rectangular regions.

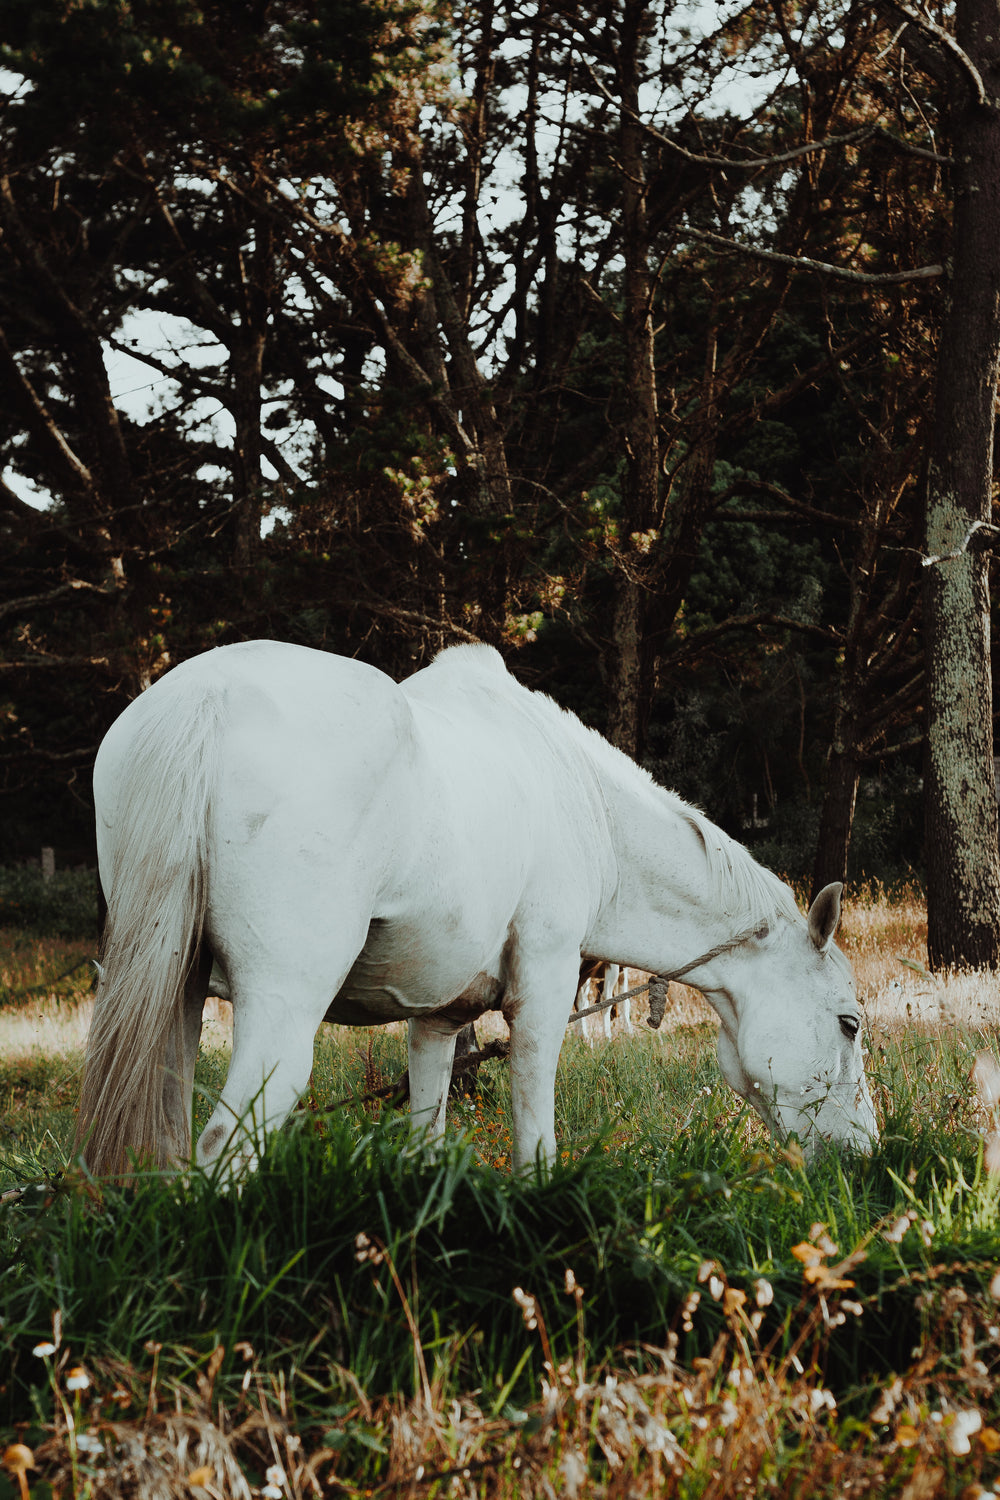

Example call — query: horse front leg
[407,1016,459,1146]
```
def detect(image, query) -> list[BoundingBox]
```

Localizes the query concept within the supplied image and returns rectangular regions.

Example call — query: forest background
[2,0,998,963]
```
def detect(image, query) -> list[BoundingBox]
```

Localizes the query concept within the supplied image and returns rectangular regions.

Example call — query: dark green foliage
[0,868,97,942]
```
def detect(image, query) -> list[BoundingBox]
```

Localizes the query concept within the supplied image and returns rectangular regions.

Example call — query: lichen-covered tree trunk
[923,0,1000,970]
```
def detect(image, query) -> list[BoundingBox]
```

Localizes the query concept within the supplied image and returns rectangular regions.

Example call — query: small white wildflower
[74,1434,103,1455]
[754,1278,774,1308]
[32,1342,56,1358]
[883,1215,911,1245]
[871,1379,902,1424]
[354,1233,384,1266]
[719,1397,739,1429]
[265,1465,286,1487]
[708,1276,725,1301]
[946,1409,982,1456]
[809,1387,836,1415]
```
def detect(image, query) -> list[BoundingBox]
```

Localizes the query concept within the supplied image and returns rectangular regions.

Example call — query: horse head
[709,883,878,1155]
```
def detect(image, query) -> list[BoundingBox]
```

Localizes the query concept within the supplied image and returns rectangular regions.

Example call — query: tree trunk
[812,747,860,900]
[606,0,659,759]
[924,0,1000,970]
[229,207,275,572]
[230,325,267,570]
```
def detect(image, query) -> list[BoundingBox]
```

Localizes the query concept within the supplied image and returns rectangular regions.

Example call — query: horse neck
[584,768,757,978]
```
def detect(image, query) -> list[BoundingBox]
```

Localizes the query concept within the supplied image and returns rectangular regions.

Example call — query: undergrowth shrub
[0,867,97,940]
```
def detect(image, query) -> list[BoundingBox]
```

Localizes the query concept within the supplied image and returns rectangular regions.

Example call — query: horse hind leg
[407,1016,459,1145]
[194,973,340,1174]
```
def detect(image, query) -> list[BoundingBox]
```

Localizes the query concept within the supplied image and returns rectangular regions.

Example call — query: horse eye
[839,1014,860,1042]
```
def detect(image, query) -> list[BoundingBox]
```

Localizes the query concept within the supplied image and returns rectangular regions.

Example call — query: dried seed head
[513,1286,539,1330]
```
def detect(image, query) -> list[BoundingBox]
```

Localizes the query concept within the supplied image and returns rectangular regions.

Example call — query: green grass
[3,918,1000,1496]
[3,1103,1000,1494]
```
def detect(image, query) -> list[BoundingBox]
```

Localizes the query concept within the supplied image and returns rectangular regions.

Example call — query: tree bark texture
[924,0,1000,970]
[605,0,659,759]
[812,740,860,899]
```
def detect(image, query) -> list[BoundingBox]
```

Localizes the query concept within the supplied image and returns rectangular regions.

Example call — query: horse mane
[670,799,799,927]
[430,644,800,930]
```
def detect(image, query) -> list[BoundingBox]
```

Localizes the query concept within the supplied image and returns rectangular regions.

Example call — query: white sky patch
[4,465,52,512]
[104,309,228,421]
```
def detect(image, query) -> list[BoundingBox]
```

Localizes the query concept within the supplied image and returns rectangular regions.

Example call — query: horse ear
[807,882,843,954]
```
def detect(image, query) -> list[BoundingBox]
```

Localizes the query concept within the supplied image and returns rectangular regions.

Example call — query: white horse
[76,640,877,1180]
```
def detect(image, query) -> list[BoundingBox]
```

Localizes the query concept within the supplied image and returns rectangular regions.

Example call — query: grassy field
[3,883,1000,1497]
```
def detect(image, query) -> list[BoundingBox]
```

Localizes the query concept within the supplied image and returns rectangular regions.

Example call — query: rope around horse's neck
[568,923,764,1026]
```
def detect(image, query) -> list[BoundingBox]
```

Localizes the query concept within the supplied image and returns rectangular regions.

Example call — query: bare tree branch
[0,324,98,500]
[659,611,843,658]
[886,1,989,106]
[715,479,862,530]
[685,227,943,285]
[0,578,115,625]
[358,598,481,643]
[0,652,112,671]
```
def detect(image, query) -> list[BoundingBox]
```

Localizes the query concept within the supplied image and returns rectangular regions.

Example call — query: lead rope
[568,922,765,1030]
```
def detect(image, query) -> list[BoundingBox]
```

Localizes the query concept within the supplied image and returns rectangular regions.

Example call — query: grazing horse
[76,640,877,1180]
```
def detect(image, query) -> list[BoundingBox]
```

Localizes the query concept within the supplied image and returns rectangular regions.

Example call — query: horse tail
[75,680,225,1179]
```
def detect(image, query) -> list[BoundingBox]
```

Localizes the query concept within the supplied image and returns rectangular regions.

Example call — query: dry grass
[11,1232,1000,1500]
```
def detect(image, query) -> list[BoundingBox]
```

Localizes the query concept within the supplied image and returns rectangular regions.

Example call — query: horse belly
[328,918,507,1026]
